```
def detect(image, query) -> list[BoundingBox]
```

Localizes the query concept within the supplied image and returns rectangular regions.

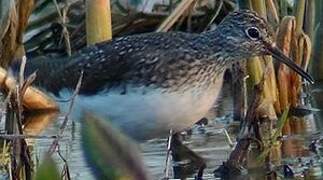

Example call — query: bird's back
[27,31,225,96]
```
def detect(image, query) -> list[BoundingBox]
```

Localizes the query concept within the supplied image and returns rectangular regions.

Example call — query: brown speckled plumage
[26,10,274,96]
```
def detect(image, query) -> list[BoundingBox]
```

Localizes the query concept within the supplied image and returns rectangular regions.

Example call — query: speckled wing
[31,32,219,95]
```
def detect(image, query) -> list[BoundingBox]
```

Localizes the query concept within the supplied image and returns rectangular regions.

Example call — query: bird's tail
[9,56,68,89]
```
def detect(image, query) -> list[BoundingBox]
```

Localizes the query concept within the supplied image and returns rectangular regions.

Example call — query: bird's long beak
[266,44,314,84]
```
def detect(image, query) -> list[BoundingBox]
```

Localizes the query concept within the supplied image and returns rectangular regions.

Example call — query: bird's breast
[57,74,224,140]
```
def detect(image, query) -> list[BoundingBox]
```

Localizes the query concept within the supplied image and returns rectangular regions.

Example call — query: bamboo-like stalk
[251,0,266,17]
[276,16,296,134]
[304,0,315,40]
[311,0,323,122]
[246,0,265,87]
[0,0,34,68]
[266,0,279,24]
[0,67,58,110]
[276,17,295,111]
[236,0,281,170]
[86,0,112,45]
[157,0,195,32]
[290,0,310,115]
[248,0,277,103]
[294,0,306,35]
[301,33,312,70]
[314,0,321,27]
[246,57,263,86]
[312,1,323,80]
[0,0,14,40]
[247,0,280,166]
[290,33,311,107]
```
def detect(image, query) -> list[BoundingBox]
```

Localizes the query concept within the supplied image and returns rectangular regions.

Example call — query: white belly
[58,78,223,140]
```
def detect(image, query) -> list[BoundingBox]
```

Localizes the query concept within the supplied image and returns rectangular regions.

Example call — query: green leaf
[34,155,60,180]
[81,111,149,180]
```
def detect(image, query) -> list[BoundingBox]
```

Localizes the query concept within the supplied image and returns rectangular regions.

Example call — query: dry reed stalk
[0,0,34,67]
[290,33,311,107]
[294,0,306,36]
[276,16,295,112]
[266,0,279,24]
[0,67,58,110]
[247,0,278,105]
[304,0,315,40]
[86,0,112,45]
[157,0,196,32]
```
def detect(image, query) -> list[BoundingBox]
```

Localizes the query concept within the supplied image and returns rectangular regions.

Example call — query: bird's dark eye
[246,27,260,40]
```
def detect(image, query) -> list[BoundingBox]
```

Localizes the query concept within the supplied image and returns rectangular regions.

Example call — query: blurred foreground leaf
[35,155,60,180]
[81,111,149,180]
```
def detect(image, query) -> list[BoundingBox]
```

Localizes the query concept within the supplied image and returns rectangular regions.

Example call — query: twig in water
[0,134,57,140]
[48,71,83,155]
[225,78,265,170]
[8,56,33,180]
[18,56,26,87]
[164,129,173,179]
[57,144,71,180]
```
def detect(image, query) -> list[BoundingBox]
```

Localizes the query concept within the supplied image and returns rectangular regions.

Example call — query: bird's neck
[199,28,241,63]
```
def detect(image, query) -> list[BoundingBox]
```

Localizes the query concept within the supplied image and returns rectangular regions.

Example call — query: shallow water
[2,82,323,179]
[23,107,323,179]
[27,112,233,179]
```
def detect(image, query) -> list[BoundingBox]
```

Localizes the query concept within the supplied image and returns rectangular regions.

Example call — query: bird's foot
[171,133,206,179]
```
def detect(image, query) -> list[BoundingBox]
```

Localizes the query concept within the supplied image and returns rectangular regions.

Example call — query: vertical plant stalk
[314,0,321,27]
[304,0,315,40]
[232,62,247,122]
[248,0,277,103]
[157,0,196,32]
[226,79,264,171]
[276,16,295,134]
[290,0,310,110]
[276,1,312,158]
[312,1,323,80]
[266,0,279,25]
[294,0,306,36]
[276,17,295,109]
[290,33,311,106]
[86,0,112,45]
[231,0,279,171]
[0,0,14,40]
[237,0,282,171]
[0,0,34,68]
[244,1,265,88]
[251,0,266,17]
[311,0,323,122]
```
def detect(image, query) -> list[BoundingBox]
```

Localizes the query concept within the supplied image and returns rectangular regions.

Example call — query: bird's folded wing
[26,32,209,95]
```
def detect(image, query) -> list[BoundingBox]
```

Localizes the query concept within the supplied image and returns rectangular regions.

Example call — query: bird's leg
[222,128,234,148]
[163,129,173,179]
[170,133,206,179]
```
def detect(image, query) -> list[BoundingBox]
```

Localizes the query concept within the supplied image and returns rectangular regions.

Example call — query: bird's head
[217,10,313,83]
